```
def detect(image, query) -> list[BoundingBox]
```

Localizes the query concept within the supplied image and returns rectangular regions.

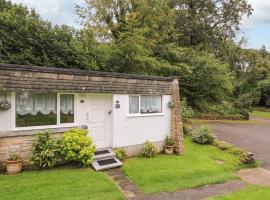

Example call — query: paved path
[107,168,246,200]
[200,116,270,170]
[132,180,246,200]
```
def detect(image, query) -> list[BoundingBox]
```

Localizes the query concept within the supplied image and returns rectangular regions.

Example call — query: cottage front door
[87,94,112,149]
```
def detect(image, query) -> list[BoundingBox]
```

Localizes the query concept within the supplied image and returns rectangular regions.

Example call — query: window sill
[0,124,88,138]
[127,113,164,118]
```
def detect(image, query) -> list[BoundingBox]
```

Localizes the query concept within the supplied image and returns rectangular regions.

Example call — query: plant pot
[5,159,23,175]
[164,145,174,154]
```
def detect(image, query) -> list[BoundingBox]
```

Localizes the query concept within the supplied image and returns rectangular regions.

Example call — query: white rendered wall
[112,94,171,147]
[0,92,12,131]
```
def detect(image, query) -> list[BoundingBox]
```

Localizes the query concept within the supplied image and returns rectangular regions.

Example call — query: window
[129,95,162,115]
[16,92,75,128]
[16,93,57,127]
[60,94,74,123]
[129,96,139,114]
[140,95,162,114]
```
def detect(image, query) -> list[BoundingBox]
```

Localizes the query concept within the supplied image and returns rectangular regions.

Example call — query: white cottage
[0,63,184,169]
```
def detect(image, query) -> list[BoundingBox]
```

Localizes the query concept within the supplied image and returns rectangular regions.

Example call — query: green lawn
[0,167,123,200]
[250,110,270,119]
[123,139,247,194]
[207,185,270,200]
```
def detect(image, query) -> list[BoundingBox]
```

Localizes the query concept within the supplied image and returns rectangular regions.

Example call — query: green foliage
[114,147,128,161]
[165,136,174,146]
[194,101,249,120]
[61,128,96,167]
[1,0,265,118]
[191,125,215,144]
[8,153,21,161]
[183,124,192,136]
[30,130,60,169]
[142,141,158,157]
[0,0,98,70]
[181,98,194,123]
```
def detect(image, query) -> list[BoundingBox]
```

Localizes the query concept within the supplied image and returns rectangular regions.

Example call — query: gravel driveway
[199,116,270,170]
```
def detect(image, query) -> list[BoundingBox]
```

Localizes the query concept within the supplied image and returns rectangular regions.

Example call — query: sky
[10,0,270,50]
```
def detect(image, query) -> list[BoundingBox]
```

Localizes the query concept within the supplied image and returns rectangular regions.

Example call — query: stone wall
[170,79,184,155]
[0,133,63,170]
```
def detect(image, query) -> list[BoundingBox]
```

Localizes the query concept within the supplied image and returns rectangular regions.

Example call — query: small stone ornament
[0,97,11,110]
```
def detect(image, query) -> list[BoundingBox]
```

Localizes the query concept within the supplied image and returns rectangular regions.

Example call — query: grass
[123,138,247,194]
[207,185,270,200]
[250,108,270,119]
[0,167,123,200]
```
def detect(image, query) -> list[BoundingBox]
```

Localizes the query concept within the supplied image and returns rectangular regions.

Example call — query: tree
[171,0,252,52]
[0,0,98,70]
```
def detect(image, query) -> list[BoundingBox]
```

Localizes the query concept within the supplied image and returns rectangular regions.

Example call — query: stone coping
[0,125,88,138]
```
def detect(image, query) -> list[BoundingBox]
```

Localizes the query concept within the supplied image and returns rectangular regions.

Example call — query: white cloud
[10,0,84,27]
[241,0,270,29]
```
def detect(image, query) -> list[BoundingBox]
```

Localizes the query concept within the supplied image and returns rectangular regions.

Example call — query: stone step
[92,157,123,171]
[93,148,115,161]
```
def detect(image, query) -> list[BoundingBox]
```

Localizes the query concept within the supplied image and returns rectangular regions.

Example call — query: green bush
[30,130,60,169]
[61,128,96,167]
[191,125,215,144]
[194,101,248,120]
[142,141,158,157]
[183,124,192,136]
[114,147,127,161]
[181,98,194,123]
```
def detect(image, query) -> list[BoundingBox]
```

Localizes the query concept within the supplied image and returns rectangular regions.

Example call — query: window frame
[128,94,163,117]
[13,92,77,131]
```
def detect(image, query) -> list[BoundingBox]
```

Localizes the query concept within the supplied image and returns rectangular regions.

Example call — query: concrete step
[92,148,123,171]
[93,148,115,161]
[92,157,123,171]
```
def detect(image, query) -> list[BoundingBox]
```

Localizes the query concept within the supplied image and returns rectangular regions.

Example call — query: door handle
[86,113,89,120]
[108,110,112,115]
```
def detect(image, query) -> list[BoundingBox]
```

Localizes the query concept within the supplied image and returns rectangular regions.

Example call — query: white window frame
[127,94,164,117]
[13,92,78,131]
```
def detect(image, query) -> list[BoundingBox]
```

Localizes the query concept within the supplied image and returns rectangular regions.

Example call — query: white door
[87,94,112,149]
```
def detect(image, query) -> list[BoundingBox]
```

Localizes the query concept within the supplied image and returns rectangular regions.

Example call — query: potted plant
[5,153,23,175]
[164,136,174,154]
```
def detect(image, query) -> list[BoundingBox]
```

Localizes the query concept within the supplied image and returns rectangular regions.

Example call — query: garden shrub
[193,101,248,120]
[181,98,194,123]
[191,125,215,144]
[183,124,192,136]
[142,141,158,157]
[61,128,96,167]
[114,147,127,161]
[30,130,60,169]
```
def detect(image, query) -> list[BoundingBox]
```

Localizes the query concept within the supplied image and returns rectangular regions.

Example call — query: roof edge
[0,63,176,81]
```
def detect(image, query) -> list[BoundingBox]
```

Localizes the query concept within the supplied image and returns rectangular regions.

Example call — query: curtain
[141,95,162,114]
[129,96,139,114]
[16,92,56,115]
[60,94,74,114]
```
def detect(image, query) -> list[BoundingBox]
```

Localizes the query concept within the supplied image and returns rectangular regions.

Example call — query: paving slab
[236,168,270,186]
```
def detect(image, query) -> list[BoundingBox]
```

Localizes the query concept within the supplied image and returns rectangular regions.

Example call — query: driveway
[198,116,270,170]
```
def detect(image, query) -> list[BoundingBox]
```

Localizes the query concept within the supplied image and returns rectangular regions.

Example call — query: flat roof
[0,63,175,81]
